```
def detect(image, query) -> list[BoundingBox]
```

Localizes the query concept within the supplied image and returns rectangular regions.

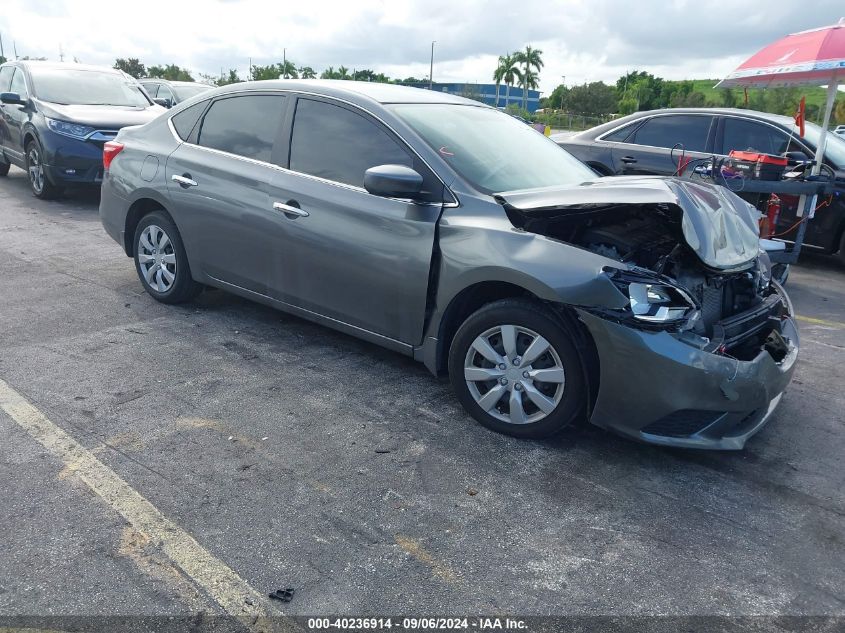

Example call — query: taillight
[103,141,125,170]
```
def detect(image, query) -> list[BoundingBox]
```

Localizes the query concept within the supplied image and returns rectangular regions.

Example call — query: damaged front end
[496,177,799,449]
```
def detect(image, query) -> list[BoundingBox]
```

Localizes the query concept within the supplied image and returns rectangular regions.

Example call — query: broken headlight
[627,282,694,323]
[606,269,698,327]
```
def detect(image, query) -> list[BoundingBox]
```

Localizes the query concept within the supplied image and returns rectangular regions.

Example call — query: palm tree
[495,54,521,109]
[493,54,508,107]
[278,60,298,79]
[337,66,351,80]
[299,66,317,79]
[514,45,544,110]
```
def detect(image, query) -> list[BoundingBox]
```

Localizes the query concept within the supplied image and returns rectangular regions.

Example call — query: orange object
[794,96,806,137]
[762,195,781,238]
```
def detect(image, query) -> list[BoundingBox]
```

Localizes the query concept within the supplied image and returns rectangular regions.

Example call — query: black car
[138,79,212,108]
[0,61,165,199]
[554,108,845,262]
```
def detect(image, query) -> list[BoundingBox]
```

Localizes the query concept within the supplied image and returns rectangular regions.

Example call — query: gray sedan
[99,80,799,449]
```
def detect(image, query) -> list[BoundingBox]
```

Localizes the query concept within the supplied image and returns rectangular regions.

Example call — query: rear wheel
[448,299,587,439]
[133,211,202,304]
[0,156,9,177]
[838,230,845,267]
[25,139,63,199]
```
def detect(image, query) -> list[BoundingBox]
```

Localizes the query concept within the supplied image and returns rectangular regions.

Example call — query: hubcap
[464,325,565,425]
[137,225,176,292]
[28,148,44,194]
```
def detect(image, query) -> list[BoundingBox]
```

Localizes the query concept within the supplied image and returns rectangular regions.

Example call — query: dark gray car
[99,81,799,449]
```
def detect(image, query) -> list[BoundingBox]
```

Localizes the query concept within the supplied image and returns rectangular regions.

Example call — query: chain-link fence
[532,111,616,132]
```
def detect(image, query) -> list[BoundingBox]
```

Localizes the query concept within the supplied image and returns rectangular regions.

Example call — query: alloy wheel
[463,324,565,425]
[137,224,177,293]
[28,147,44,194]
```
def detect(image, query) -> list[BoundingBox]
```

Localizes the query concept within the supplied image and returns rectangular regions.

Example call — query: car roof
[140,79,208,87]
[209,79,480,107]
[574,107,797,140]
[9,60,126,75]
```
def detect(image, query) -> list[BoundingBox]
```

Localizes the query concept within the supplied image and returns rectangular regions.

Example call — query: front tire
[25,139,63,199]
[133,211,202,304]
[448,299,587,439]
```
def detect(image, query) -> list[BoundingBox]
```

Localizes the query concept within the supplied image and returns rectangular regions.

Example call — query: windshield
[174,84,211,100]
[30,68,151,107]
[391,104,596,193]
[802,121,845,169]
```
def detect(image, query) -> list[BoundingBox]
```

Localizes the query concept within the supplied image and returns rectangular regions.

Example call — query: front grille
[641,410,722,437]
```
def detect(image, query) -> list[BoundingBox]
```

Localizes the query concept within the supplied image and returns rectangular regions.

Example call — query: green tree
[337,65,351,80]
[147,64,194,81]
[722,87,737,108]
[834,99,845,125]
[546,84,570,111]
[298,66,317,79]
[514,45,543,110]
[616,71,664,111]
[113,57,146,79]
[215,69,241,86]
[0,55,7,65]
[497,53,521,109]
[566,81,617,115]
[279,60,298,79]
[492,54,510,107]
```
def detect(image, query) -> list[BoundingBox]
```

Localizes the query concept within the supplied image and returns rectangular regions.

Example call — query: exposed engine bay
[503,201,792,363]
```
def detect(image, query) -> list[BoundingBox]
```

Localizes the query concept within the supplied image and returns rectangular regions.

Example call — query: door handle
[171,174,198,188]
[273,201,309,218]
[620,156,638,164]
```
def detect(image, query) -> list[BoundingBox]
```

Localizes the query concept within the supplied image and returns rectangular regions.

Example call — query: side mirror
[364,164,424,199]
[0,92,26,105]
[154,97,173,108]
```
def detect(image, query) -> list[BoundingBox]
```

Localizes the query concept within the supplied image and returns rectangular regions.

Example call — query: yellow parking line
[0,378,289,631]
[795,314,845,329]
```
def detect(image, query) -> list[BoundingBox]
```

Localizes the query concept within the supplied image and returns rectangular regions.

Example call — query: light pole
[429,41,435,90]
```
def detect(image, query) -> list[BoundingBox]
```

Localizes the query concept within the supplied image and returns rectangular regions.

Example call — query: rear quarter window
[170,101,208,141]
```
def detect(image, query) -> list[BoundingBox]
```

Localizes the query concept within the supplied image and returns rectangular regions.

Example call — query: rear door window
[157,84,174,104]
[721,117,791,155]
[289,98,412,188]
[197,94,287,163]
[629,115,713,152]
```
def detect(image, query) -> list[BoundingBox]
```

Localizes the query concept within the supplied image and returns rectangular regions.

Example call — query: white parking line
[0,378,288,631]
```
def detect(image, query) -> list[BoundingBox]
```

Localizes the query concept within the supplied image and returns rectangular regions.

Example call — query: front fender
[436,221,629,311]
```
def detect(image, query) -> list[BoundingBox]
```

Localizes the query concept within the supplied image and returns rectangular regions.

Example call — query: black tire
[0,157,10,177]
[838,230,845,268]
[25,139,63,199]
[133,211,202,304]
[448,298,587,439]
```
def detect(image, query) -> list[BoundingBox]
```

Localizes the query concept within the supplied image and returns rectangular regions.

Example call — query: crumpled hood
[495,176,761,270]
[37,100,166,129]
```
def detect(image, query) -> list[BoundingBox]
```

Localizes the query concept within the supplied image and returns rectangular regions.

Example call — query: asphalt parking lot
[0,165,844,622]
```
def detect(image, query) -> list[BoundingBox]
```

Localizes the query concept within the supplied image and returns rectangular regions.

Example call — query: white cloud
[1,0,843,94]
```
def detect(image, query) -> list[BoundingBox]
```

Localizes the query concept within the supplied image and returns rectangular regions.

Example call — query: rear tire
[133,211,202,304]
[0,157,10,177]
[448,298,587,439]
[838,230,845,268]
[25,139,63,199]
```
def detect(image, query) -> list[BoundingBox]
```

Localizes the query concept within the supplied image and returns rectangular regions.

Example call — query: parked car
[99,81,799,449]
[0,61,165,199]
[834,124,845,137]
[553,108,845,263]
[138,79,212,108]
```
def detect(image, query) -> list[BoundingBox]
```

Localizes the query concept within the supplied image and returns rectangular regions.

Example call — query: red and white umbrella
[716,18,845,174]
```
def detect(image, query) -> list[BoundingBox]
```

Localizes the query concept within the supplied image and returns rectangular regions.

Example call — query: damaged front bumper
[576,289,799,450]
